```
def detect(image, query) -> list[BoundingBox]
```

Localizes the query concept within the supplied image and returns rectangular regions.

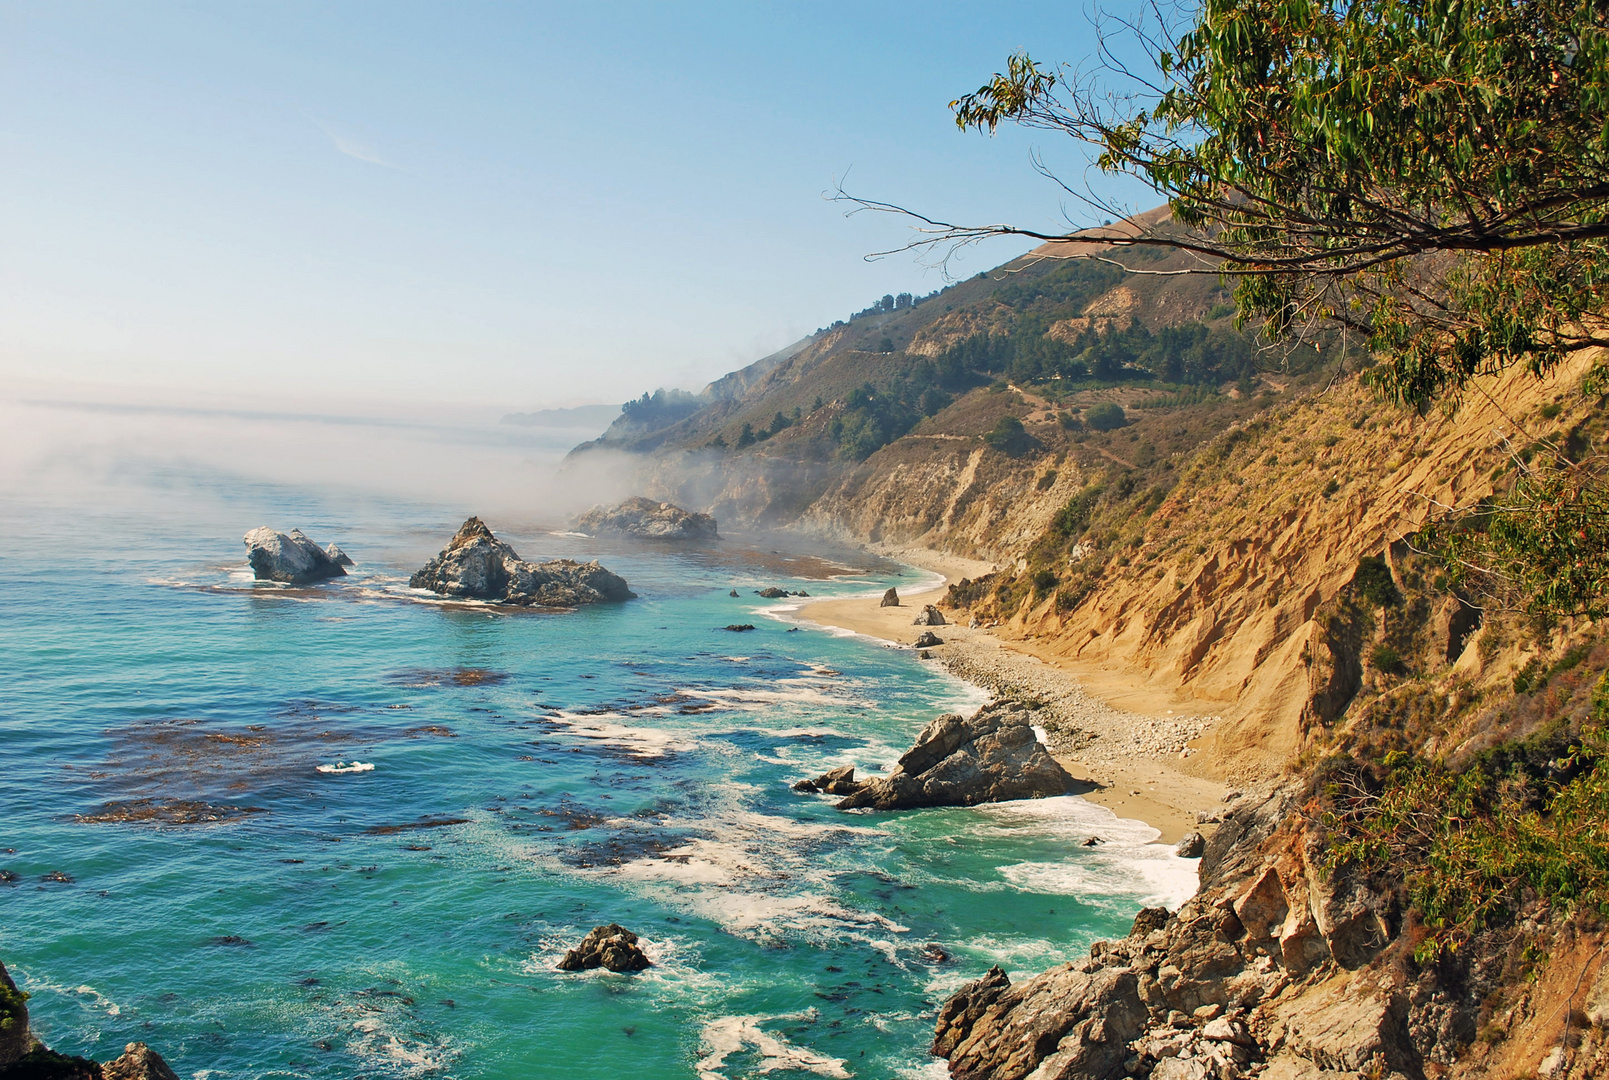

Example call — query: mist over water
[0,386,1195,1078]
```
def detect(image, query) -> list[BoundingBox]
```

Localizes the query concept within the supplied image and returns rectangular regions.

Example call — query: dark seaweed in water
[385,668,509,688]
[362,817,472,836]
[75,798,268,825]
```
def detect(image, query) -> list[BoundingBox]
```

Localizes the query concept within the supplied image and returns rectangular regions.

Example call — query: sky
[0,2,1159,411]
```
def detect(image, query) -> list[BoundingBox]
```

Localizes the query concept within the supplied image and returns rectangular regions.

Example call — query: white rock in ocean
[243,528,348,584]
[324,543,355,567]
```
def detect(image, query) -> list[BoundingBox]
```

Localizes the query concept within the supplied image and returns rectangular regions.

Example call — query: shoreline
[797,545,1227,844]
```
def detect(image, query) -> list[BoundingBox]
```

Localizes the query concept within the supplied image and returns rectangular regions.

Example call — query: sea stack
[575,497,718,541]
[243,528,348,584]
[409,517,634,606]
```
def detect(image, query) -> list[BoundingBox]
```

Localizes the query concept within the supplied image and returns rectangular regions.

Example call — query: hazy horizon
[1,2,1157,414]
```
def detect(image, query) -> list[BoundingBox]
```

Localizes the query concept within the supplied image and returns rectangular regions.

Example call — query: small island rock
[835,701,1073,811]
[755,587,788,598]
[556,923,651,973]
[409,517,634,606]
[324,543,355,568]
[913,604,946,626]
[880,587,900,607]
[576,497,717,541]
[243,528,348,584]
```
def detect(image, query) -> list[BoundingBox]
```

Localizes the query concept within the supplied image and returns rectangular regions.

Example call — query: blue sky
[0,2,1158,409]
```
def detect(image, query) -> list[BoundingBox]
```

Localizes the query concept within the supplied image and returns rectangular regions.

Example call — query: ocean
[0,395,1195,1079]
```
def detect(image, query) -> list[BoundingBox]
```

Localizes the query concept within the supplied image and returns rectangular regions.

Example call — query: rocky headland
[575,496,717,541]
[242,527,348,584]
[1,959,179,1079]
[409,517,634,606]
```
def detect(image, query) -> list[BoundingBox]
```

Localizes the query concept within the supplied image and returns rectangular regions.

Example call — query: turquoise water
[0,471,1194,1080]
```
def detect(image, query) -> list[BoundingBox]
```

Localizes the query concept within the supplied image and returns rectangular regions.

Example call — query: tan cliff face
[997,352,1601,781]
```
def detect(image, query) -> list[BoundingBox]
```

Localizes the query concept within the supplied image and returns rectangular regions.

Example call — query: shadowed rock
[243,528,348,584]
[835,701,1073,811]
[913,630,944,648]
[556,923,651,973]
[324,543,355,567]
[880,587,900,607]
[576,497,717,541]
[793,764,862,795]
[409,517,634,606]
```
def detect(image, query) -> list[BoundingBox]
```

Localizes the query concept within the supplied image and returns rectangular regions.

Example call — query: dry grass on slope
[998,351,1603,783]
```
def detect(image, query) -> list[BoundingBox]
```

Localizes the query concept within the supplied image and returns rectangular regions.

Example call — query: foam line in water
[696,1013,851,1080]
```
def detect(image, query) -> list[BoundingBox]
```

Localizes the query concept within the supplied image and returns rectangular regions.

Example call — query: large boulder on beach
[913,604,946,626]
[836,701,1073,811]
[576,497,717,541]
[881,587,900,607]
[556,924,651,973]
[243,528,348,584]
[409,517,635,606]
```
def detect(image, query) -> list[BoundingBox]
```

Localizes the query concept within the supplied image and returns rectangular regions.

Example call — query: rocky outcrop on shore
[243,528,348,584]
[913,604,946,626]
[409,518,634,606]
[1,959,180,1079]
[556,924,652,973]
[576,496,717,541]
[835,701,1073,811]
[929,781,1576,1080]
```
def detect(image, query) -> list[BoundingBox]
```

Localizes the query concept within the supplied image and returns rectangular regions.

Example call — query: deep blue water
[0,474,1193,1080]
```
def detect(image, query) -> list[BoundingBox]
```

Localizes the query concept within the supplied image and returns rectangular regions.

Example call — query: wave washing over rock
[576,496,718,541]
[408,516,635,606]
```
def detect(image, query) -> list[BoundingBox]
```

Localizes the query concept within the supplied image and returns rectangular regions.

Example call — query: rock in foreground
[243,528,348,584]
[3,958,181,1078]
[836,702,1072,811]
[556,924,652,973]
[409,518,634,606]
[576,496,717,541]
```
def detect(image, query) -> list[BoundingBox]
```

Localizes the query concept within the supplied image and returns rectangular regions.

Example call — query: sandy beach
[798,546,1228,844]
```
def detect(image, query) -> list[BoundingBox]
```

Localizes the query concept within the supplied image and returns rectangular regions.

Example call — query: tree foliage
[894,0,1609,409]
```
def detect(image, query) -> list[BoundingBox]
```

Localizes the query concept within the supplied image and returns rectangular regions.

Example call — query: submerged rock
[243,528,348,584]
[409,518,634,607]
[913,604,946,626]
[880,587,900,607]
[835,701,1073,811]
[556,923,651,973]
[724,624,756,632]
[575,497,717,541]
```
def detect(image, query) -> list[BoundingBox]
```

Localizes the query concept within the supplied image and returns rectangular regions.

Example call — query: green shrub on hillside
[1084,402,1126,431]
